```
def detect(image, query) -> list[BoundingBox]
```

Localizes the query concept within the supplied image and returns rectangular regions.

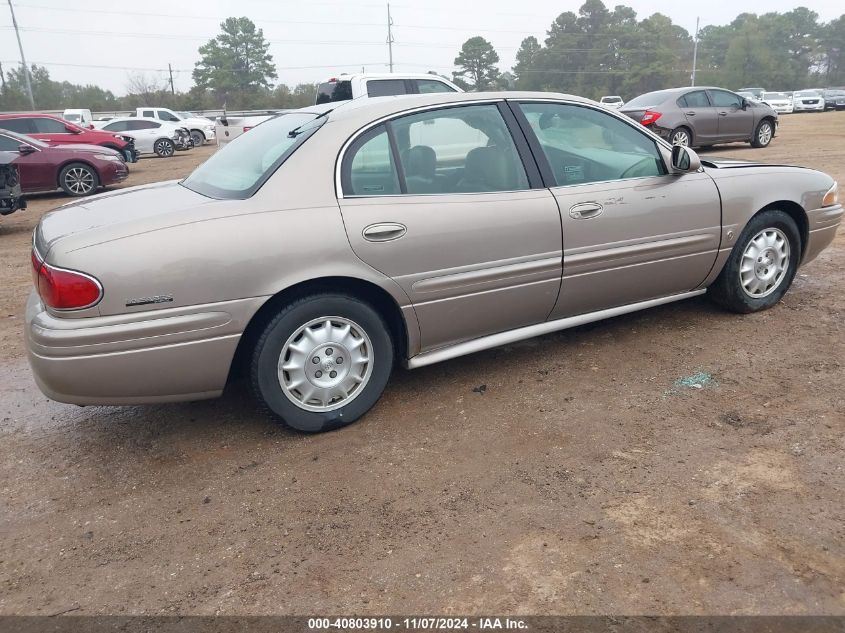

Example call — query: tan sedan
[26,92,842,432]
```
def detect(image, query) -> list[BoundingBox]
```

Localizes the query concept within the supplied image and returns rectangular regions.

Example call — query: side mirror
[64,124,81,134]
[741,98,749,110]
[671,145,701,172]
[18,144,36,155]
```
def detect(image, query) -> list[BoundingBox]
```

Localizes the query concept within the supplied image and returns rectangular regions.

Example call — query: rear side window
[130,121,159,130]
[103,121,128,132]
[343,125,401,196]
[366,79,408,98]
[316,80,352,104]
[0,118,34,134]
[678,91,710,108]
[142,110,155,118]
[416,79,455,94]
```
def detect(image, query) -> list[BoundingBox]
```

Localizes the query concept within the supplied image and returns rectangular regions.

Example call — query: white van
[62,109,93,128]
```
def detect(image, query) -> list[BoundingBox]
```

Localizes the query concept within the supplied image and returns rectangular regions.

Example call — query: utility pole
[386,3,394,73]
[168,63,175,95]
[0,61,5,94]
[690,16,700,87]
[7,0,35,109]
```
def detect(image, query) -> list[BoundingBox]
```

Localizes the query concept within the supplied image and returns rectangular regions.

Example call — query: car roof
[298,91,594,126]
[0,112,61,119]
[321,73,455,82]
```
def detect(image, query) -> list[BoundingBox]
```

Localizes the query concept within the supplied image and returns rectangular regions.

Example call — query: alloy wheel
[740,228,790,298]
[64,167,95,195]
[671,130,690,146]
[155,140,175,157]
[277,316,373,412]
[758,122,773,145]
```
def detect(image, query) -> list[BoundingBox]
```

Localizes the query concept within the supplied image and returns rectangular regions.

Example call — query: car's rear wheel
[190,130,205,147]
[154,138,175,157]
[669,127,692,146]
[751,119,774,148]
[250,294,394,433]
[709,209,801,313]
[59,163,99,197]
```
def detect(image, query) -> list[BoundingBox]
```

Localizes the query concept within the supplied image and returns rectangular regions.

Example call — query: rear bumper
[25,292,266,405]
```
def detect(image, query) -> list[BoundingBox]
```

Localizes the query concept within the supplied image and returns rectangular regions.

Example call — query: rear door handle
[685,111,696,116]
[362,222,407,242]
[569,202,603,219]
[718,111,729,116]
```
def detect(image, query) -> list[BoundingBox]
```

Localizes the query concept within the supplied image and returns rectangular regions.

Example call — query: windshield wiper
[288,108,335,138]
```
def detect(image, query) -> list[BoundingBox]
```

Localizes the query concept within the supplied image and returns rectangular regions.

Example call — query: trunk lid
[35,181,216,258]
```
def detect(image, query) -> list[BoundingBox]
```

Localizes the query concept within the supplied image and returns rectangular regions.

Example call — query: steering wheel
[620,158,656,179]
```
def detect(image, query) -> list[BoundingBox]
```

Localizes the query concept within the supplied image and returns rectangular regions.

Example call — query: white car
[793,90,825,112]
[133,108,216,147]
[94,117,191,157]
[315,73,462,105]
[599,95,625,109]
[762,92,794,114]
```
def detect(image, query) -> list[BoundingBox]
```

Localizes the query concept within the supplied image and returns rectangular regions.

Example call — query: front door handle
[362,222,407,242]
[718,111,729,116]
[685,111,696,116]
[569,202,603,220]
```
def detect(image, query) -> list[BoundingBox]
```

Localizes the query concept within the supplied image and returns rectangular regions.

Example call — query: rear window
[601,96,622,103]
[624,91,671,109]
[0,118,34,134]
[181,112,325,200]
[316,80,352,104]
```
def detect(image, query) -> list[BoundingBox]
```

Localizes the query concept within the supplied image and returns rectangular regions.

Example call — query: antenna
[691,16,700,87]
[6,0,35,109]
[386,3,394,73]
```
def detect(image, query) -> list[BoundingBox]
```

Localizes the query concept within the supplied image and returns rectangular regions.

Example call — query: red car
[0,113,138,163]
[0,129,128,197]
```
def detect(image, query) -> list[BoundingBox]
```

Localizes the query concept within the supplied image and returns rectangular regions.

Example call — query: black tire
[190,130,205,147]
[250,294,394,433]
[58,162,99,197]
[669,126,692,147]
[751,119,774,148]
[154,138,175,158]
[709,209,801,313]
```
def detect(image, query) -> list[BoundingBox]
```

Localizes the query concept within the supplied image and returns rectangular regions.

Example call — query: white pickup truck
[131,108,216,148]
[215,73,462,148]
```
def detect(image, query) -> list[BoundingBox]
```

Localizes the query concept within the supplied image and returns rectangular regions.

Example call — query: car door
[708,90,755,141]
[337,102,562,351]
[511,100,722,318]
[678,90,718,144]
[0,134,53,191]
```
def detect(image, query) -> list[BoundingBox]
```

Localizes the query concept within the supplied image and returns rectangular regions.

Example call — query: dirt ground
[1,114,843,616]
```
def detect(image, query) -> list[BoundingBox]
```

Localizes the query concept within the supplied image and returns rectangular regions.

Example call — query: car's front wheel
[709,209,801,313]
[751,119,774,148]
[59,163,99,197]
[190,130,205,147]
[154,138,175,157]
[250,294,394,432]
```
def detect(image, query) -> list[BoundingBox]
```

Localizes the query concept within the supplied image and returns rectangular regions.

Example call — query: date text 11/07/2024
[307,617,528,630]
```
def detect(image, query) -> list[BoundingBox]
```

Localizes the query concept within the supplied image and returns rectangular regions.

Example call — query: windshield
[316,80,352,104]
[796,91,820,97]
[64,114,81,122]
[602,97,622,103]
[764,92,789,99]
[181,112,325,199]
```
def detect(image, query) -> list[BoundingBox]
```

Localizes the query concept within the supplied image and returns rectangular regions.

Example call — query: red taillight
[640,110,662,126]
[31,250,102,310]
[242,126,252,132]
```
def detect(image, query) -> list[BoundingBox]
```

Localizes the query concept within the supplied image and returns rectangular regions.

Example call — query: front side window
[416,79,455,94]
[142,110,155,118]
[158,110,181,122]
[518,102,665,186]
[0,134,19,151]
[33,118,69,133]
[366,79,408,98]
[709,90,742,109]
[181,112,325,199]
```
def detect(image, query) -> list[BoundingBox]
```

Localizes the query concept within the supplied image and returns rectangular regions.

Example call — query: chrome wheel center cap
[306,343,349,388]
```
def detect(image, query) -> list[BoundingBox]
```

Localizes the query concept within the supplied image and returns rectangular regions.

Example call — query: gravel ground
[0,115,843,615]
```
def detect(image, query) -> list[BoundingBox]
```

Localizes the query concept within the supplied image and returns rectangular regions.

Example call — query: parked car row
[737,86,845,113]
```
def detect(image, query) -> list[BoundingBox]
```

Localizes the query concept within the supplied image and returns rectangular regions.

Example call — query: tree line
[1,2,843,112]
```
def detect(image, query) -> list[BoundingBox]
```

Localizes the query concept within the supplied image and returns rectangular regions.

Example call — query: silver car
[26,92,842,432]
